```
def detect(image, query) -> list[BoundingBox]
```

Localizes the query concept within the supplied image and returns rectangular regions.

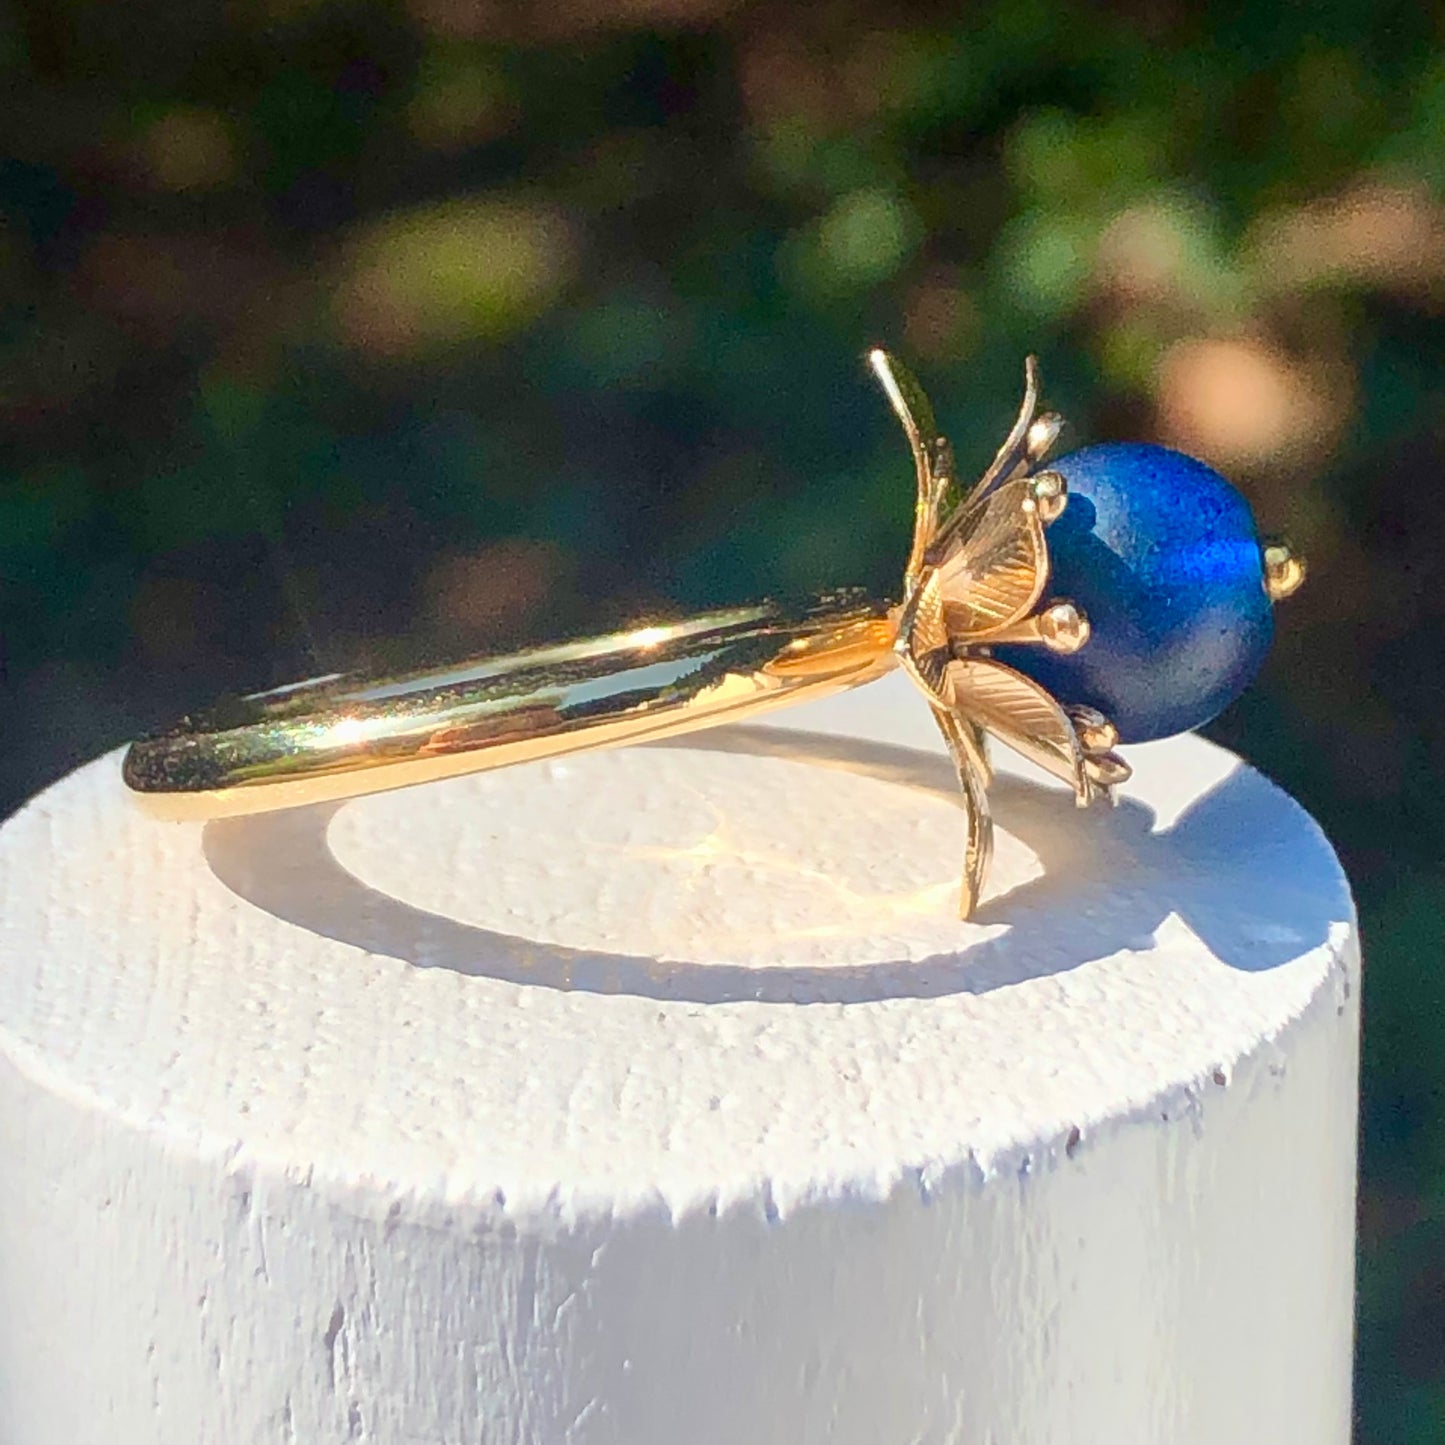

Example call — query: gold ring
[124,352,1304,917]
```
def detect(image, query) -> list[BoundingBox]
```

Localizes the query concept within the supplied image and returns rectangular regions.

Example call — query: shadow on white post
[0,672,1358,1444]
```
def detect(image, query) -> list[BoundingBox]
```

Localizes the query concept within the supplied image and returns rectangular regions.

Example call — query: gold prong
[978,600,1090,653]
[1083,752,1132,788]
[1030,469,1067,523]
[1262,542,1306,601]
[1037,601,1089,653]
[928,436,957,504]
[1026,412,1064,463]
[1068,706,1119,753]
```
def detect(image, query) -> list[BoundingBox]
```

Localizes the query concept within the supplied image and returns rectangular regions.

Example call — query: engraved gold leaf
[930,704,993,917]
[907,568,951,657]
[941,656,1088,799]
[929,478,1048,641]
[971,352,1040,502]
[932,355,1040,540]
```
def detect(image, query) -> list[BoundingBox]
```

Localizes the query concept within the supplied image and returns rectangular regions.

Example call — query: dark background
[2,1,1442,1434]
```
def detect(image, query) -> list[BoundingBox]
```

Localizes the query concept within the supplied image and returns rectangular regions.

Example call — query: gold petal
[868,347,936,459]
[906,568,952,657]
[929,478,1048,640]
[870,348,949,587]
[930,704,993,919]
[929,356,1041,535]
[942,656,1088,799]
[966,354,1040,506]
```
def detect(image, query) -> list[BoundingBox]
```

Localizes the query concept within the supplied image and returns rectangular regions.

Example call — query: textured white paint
[0,672,1358,1444]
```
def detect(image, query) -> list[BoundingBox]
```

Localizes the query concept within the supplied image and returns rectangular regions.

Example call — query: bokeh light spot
[1155,337,1345,470]
[334,197,574,358]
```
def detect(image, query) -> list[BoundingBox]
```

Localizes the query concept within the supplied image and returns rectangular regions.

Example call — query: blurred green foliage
[3,1,1445,1433]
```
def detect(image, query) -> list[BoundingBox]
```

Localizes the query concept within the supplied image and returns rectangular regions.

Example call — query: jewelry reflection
[125,352,1304,919]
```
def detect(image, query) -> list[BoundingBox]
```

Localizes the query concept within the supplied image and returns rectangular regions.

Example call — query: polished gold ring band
[123,595,897,822]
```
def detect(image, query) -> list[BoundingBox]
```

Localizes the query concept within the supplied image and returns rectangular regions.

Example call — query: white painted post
[0,672,1357,1445]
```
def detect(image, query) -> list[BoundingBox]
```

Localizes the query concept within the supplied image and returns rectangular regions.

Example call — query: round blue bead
[992,443,1272,742]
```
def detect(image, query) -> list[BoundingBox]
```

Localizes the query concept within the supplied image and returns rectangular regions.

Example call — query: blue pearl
[993,443,1273,742]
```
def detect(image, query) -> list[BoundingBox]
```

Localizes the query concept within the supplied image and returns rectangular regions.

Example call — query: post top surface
[0,674,1353,1224]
